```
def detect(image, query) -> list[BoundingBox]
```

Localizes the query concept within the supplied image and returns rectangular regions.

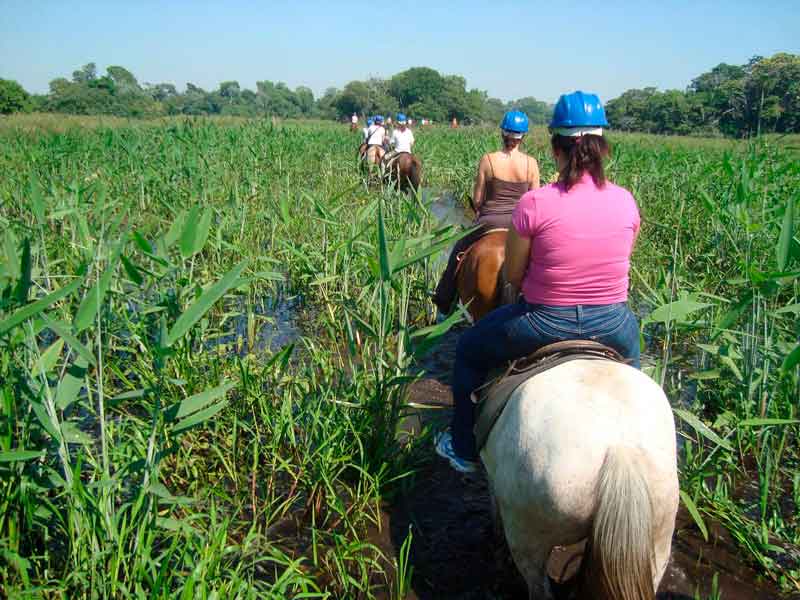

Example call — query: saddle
[453,228,508,278]
[472,340,627,450]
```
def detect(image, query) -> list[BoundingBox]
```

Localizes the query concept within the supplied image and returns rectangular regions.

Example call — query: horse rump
[385,152,421,192]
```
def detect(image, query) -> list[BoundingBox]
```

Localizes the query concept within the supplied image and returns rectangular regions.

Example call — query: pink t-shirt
[511,173,640,306]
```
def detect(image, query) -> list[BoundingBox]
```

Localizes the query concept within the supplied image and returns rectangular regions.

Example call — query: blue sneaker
[434,430,479,473]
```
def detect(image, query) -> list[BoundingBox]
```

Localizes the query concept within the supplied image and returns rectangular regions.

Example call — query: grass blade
[777,197,795,271]
[0,275,84,336]
[165,259,248,347]
[674,408,733,452]
[377,200,392,282]
[41,314,97,367]
[679,490,709,542]
[167,381,236,422]
[0,450,46,463]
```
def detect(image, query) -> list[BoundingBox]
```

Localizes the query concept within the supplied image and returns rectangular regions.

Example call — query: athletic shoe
[434,430,479,473]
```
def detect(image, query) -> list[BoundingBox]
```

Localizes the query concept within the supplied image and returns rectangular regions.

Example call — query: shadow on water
[368,190,796,599]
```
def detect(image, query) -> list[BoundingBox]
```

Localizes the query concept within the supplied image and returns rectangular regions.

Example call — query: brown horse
[455,229,507,321]
[383,152,422,192]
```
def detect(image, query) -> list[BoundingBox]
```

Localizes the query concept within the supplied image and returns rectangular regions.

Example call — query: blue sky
[1,0,798,103]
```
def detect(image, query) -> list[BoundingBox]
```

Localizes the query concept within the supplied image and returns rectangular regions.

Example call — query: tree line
[1,53,798,137]
[0,63,550,126]
[605,53,800,136]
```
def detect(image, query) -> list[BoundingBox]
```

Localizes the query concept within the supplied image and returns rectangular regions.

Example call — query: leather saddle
[472,340,627,451]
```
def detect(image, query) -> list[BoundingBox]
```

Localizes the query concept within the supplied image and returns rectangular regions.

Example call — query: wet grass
[0,116,798,597]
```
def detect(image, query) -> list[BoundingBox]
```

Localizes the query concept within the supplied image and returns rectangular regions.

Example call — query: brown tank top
[479,154,531,219]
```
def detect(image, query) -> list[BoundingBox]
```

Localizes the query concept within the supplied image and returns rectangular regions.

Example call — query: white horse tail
[578,446,656,600]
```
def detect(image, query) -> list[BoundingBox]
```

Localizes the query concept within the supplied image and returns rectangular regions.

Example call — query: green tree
[509,97,551,125]
[334,80,370,117]
[0,79,31,114]
[316,87,340,119]
[747,53,800,133]
[294,86,315,115]
[107,66,141,94]
[71,63,97,84]
[389,67,445,108]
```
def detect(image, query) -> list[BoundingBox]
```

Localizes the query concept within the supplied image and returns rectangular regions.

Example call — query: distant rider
[432,110,539,314]
[362,117,374,143]
[383,113,416,168]
[364,115,388,161]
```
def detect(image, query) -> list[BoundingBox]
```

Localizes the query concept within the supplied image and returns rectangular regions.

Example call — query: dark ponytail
[551,134,610,190]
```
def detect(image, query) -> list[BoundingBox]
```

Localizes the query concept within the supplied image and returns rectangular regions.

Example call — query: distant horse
[482,359,679,600]
[455,229,507,321]
[358,143,385,170]
[383,152,422,193]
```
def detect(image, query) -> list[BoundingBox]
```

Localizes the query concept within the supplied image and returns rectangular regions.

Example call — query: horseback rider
[432,110,539,314]
[365,115,387,148]
[362,117,374,143]
[383,113,416,168]
[434,92,642,473]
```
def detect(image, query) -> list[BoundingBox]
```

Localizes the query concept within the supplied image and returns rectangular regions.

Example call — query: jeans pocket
[526,310,578,340]
[586,306,629,338]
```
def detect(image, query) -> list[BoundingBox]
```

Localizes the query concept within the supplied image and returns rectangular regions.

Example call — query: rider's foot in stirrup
[435,430,479,473]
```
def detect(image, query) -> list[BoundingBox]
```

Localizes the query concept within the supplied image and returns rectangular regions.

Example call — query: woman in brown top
[433,110,540,314]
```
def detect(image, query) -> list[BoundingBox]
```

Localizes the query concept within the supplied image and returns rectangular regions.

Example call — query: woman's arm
[471,155,488,212]
[502,227,531,303]
[528,157,540,190]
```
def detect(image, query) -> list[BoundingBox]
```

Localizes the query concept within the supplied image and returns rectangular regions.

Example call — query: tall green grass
[0,117,798,596]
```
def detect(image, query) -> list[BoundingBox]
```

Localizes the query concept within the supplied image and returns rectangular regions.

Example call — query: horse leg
[504,530,555,600]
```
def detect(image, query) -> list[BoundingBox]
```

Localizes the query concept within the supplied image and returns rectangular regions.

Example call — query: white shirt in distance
[390,128,415,153]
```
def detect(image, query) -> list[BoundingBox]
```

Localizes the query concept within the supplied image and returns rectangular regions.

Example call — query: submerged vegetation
[0,116,798,597]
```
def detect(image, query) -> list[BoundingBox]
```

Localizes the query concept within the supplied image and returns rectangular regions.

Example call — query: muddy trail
[366,191,797,599]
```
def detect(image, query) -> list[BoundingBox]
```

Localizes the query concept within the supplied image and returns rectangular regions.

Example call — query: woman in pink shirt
[436,92,642,473]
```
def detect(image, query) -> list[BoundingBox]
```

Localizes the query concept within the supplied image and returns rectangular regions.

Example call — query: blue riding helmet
[367,118,374,126]
[500,110,529,133]
[550,91,609,128]
[374,115,384,124]
[396,112,407,123]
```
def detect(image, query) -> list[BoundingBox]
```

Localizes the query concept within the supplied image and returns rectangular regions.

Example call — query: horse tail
[577,446,655,600]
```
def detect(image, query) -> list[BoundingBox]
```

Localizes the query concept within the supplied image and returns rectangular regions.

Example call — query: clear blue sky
[1,0,798,103]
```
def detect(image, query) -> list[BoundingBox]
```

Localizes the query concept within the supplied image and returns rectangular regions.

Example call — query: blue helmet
[500,110,529,134]
[367,118,374,126]
[550,91,609,128]
[396,112,407,123]
[374,115,384,124]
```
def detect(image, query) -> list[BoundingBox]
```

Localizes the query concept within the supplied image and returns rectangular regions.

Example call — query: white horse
[481,359,679,600]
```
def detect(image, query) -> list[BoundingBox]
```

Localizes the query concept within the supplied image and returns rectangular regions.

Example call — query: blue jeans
[451,301,640,459]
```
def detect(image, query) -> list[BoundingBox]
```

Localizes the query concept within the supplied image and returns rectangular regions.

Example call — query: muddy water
[371,193,797,599]
[205,290,300,356]
[423,188,473,230]
[422,188,474,274]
